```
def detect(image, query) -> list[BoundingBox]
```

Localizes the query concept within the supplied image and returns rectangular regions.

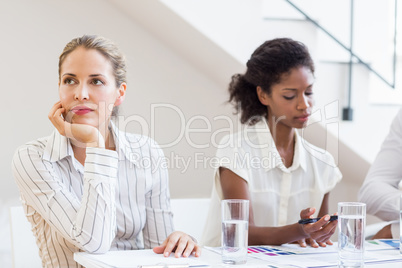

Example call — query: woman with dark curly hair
[202,38,342,247]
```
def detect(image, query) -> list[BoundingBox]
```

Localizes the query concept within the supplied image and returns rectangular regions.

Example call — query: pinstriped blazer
[12,122,174,268]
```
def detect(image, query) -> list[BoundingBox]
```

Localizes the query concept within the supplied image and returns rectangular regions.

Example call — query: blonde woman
[12,35,200,268]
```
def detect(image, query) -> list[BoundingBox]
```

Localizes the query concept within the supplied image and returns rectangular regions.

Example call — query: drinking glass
[221,199,249,264]
[338,202,366,268]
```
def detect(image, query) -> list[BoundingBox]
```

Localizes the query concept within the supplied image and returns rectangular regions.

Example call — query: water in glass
[338,215,365,267]
[221,219,248,264]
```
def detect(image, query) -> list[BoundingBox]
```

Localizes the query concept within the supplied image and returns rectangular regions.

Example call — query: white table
[74,245,402,268]
[74,248,268,268]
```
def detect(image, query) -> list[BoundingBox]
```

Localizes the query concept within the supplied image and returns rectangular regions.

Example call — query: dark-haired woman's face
[263,66,314,129]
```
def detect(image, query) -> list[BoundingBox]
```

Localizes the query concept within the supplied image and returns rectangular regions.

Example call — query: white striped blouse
[12,122,174,268]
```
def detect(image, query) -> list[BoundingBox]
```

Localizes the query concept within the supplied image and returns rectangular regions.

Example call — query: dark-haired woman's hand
[298,208,337,248]
[48,101,105,148]
[297,237,333,248]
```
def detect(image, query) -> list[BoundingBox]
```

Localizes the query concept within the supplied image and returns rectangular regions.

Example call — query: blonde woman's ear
[114,83,127,106]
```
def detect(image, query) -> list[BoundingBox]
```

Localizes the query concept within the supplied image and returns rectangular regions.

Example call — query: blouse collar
[255,117,307,173]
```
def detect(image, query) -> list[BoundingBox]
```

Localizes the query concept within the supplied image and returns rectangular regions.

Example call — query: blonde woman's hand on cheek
[48,101,105,148]
[153,231,201,258]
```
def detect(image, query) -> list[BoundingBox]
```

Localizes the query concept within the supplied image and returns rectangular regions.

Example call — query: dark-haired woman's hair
[228,38,314,125]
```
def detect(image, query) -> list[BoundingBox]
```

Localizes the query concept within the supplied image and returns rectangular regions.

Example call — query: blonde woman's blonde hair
[58,34,127,87]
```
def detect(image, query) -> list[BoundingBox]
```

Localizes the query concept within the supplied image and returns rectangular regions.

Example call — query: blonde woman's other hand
[153,231,201,258]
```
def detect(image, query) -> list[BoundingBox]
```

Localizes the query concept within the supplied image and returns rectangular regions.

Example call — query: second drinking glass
[221,199,249,264]
[338,202,366,268]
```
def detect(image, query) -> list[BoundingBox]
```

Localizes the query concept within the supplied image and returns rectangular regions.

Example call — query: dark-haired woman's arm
[219,167,337,246]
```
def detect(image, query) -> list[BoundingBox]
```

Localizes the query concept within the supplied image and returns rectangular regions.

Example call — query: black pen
[298,215,338,224]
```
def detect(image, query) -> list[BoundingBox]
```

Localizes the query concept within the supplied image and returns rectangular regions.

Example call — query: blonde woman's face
[58,47,125,128]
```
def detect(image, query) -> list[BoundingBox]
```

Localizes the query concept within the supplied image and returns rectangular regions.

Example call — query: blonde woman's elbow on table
[153,231,201,258]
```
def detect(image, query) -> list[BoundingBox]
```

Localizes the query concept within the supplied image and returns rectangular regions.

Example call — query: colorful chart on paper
[247,246,296,256]
[367,239,399,249]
